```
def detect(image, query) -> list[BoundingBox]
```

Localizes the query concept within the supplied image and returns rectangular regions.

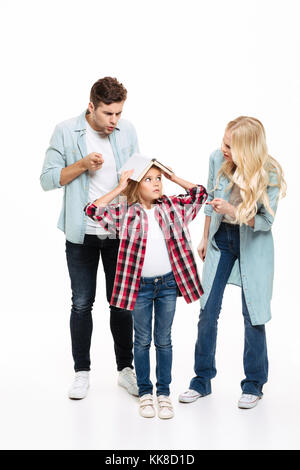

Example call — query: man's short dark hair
[90,77,127,108]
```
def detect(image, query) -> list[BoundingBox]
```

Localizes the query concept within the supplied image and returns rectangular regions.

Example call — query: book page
[118,153,153,181]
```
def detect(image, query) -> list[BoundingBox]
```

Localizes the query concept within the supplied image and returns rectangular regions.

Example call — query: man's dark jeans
[66,235,133,372]
[190,222,268,397]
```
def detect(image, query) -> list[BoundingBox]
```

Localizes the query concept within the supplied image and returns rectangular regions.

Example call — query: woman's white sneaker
[178,389,202,403]
[238,393,262,409]
[68,371,89,400]
[139,394,155,418]
[157,395,174,419]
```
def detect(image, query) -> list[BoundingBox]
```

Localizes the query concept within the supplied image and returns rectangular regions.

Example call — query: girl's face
[221,129,233,162]
[138,167,162,205]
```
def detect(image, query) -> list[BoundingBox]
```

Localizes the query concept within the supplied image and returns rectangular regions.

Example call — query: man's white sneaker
[68,371,89,400]
[118,367,139,396]
[178,389,203,403]
[238,393,262,409]
[157,395,174,419]
[139,394,155,418]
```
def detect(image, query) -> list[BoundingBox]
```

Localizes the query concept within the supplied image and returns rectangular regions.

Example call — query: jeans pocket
[166,278,177,288]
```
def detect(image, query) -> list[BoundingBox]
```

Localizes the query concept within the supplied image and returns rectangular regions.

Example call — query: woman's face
[221,129,233,162]
[138,167,162,203]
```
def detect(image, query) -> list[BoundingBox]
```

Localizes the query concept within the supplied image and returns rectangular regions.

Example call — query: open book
[118,153,173,182]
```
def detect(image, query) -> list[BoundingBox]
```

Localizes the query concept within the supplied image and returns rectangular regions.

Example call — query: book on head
[118,153,173,182]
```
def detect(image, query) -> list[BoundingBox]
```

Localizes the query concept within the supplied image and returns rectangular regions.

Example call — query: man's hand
[206,198,235,216]
[118,169,134,190]
[82,152,104,171]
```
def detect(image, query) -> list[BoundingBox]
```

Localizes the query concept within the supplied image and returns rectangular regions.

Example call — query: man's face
[87,101,125,135]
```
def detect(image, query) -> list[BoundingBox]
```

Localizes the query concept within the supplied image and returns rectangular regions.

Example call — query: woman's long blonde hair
[216,116,286,225]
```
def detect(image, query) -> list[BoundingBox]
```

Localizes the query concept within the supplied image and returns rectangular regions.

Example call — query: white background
[0,0,299,450]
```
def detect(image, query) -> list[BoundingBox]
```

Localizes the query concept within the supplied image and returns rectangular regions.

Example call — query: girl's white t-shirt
[85,120,118,235]
[141,207,172,277]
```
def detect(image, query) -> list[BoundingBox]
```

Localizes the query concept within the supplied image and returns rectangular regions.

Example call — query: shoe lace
[241,394,256,400]
[184,390,196,396]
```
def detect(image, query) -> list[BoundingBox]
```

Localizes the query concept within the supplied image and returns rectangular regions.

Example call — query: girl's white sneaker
[139,394,156,418]
[157,395,174,419]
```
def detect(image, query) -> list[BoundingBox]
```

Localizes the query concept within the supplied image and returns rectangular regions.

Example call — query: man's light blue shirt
[40,111,139,243]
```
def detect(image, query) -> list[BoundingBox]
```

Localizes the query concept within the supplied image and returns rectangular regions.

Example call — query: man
[40,77,139,399]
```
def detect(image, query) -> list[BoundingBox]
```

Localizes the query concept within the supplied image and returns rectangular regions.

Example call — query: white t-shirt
[222,183,242,224]
[85,119,119,235]
[141,207,173,277]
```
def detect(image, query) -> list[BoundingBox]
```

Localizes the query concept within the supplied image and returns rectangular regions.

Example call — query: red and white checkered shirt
[84,185,207,310]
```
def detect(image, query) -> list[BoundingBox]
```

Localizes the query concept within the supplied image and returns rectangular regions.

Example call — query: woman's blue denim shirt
[201,149,280,325]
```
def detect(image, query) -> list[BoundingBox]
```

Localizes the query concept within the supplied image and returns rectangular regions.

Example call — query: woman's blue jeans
[190,223,268,397]
[132,271,177,397]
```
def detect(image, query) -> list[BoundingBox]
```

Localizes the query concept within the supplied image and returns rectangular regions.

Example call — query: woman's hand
[206,198,235,217]
[197,238,208,261]
[118,169,134,190]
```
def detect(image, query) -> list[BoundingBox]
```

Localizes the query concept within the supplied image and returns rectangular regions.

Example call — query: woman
[179,116,286,409]
[85,165,207,418]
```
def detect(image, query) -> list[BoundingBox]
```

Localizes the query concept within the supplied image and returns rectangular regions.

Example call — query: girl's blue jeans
[190,222,268,397]
[132,271,177,397]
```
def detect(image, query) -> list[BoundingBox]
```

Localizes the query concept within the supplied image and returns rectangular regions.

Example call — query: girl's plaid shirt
[84,185,207,311]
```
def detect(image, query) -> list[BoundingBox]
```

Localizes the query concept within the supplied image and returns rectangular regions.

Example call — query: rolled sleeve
[204,203,213,216]
[40,125,65,191]
[84,201,128,235]
[203,152,215,216]
[253,173,280,232]
[253,212,274,231]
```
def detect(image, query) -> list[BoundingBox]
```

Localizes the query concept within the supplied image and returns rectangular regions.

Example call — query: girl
[179,116,286,409]
[85,165,207,418]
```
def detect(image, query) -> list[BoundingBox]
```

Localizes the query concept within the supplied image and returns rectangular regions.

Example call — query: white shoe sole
[158,411,174,419]
[68,385,89,400]
[139,409,156,418]
[68,393,88,400]
[238,396,262,409]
